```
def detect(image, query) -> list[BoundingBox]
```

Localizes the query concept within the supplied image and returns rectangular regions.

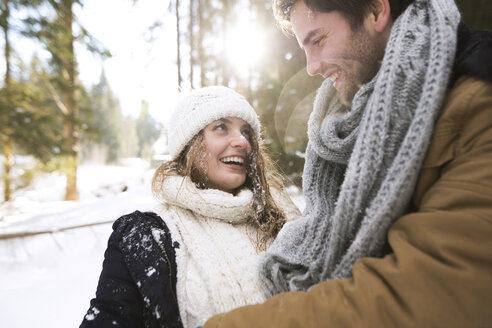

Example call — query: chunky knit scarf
[156,176,300,328]
[157,176,265,328]
[259,0,460,295]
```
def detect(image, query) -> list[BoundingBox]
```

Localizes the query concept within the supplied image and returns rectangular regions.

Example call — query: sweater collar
[158,175,253,223]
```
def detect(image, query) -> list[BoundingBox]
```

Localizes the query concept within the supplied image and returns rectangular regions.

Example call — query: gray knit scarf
[259,0,460,296]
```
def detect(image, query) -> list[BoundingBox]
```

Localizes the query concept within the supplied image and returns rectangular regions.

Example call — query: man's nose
[306,51,322,76]
[307,58,322,76]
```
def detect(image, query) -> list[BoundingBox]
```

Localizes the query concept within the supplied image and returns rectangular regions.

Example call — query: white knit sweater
[155,176,299,328]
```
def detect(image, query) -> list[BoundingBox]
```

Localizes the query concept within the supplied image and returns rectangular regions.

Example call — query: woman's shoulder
[111,210,178,252]
[113,210,167,232]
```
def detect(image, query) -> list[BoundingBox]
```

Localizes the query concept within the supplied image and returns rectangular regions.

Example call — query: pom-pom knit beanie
[167,86,260,159]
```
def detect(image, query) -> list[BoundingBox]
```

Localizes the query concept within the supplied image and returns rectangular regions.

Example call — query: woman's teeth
[220,156,244,166]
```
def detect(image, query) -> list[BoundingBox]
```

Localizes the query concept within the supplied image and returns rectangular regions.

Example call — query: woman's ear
[368,0,392,33]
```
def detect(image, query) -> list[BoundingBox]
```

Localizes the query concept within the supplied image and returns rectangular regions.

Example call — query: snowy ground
[0,159,304,328]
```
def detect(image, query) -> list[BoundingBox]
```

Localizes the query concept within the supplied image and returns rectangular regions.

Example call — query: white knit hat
[168,86,260,159]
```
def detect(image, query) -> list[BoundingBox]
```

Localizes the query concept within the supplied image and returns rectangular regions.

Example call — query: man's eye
[314,37,322,46]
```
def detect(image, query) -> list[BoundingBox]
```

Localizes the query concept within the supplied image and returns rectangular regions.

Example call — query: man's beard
[338,26,385,105]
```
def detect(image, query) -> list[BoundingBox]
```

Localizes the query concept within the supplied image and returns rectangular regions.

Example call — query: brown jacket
[203,76,492,327]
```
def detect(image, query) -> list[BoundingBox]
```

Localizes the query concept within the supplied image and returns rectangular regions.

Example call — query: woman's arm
[80,222,144,327]
[80,211,182,328]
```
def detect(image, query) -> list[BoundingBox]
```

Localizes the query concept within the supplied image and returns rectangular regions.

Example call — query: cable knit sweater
[80,177,299,328]
[156,176,300,328]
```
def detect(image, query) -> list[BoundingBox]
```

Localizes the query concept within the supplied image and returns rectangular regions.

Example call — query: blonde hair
[152,128,286,252]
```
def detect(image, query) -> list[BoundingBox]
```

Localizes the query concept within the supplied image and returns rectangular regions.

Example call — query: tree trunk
[1,0,13,202]
[197,0,205,87]
[221,0,230,86]
[2,136,12,202]
[246,0,253,102]
[189,0,194,89]
[63,153,78,200]
[61,0,79,201]
[176,0,182,89]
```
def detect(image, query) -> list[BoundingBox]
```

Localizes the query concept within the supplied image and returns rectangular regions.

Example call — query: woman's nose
[231,133,250,149]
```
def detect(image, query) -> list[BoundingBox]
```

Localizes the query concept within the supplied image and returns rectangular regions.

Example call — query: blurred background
[0,0,490,204]
[0,0,490,327]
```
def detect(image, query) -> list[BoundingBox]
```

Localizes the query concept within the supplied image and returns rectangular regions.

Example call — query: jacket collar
[452,22,492,84]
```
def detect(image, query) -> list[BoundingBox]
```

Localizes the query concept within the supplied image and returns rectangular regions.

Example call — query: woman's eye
[214,123,227,131]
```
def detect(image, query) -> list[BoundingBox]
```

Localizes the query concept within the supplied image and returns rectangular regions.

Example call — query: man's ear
[368,0,392,33]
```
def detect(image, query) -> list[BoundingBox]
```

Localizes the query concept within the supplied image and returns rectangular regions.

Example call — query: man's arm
[204,78,492,328]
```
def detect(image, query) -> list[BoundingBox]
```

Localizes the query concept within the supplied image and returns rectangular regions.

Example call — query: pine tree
[136,101,161,160]
[0,0,15,201]
[22,0,109,200]
[0,0,64,201]
[89,71,123,163]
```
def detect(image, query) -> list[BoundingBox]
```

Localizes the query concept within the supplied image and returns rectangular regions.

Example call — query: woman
[80,86,300,328]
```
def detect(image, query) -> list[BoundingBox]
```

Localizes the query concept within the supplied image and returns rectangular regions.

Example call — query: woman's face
[199,117,253,193]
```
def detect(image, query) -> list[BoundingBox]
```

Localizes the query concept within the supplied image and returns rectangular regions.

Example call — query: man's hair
[273,0,415,34]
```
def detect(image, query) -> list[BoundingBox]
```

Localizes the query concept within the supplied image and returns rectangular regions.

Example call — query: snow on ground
[0,158,158,233]
[0,159,305,328]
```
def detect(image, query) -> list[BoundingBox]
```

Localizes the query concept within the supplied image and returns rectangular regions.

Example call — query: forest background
[0,1,490,327]
[0,0,490,204]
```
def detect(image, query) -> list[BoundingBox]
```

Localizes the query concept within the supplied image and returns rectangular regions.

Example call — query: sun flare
[224,13,265,77]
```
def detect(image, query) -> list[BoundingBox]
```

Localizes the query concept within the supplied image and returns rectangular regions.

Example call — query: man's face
[290,1,385,104]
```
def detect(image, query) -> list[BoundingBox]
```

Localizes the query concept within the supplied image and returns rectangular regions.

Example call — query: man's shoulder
[444,75,492,111]
[421,75,490,172]
[438,76,491,125]
[433,75,492,154]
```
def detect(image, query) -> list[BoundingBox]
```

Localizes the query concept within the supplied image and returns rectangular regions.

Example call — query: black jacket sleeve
[80,219,144,327]
[80,211,182,328]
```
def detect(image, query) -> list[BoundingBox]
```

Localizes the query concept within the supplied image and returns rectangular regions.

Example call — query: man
[203,0,492,326]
